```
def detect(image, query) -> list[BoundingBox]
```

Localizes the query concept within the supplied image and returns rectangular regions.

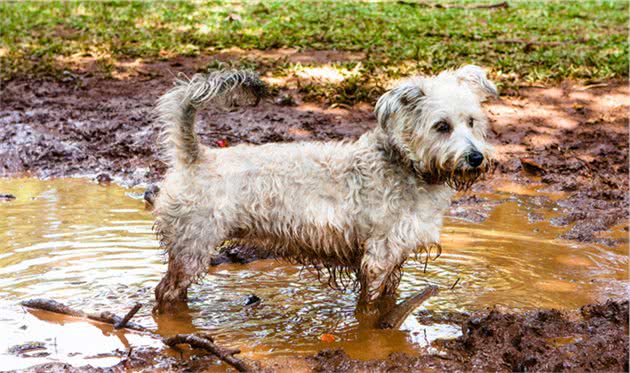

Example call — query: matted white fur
[152,66,496,313]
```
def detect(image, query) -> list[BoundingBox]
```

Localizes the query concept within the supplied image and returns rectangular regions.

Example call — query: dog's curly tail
[156,70,266,166]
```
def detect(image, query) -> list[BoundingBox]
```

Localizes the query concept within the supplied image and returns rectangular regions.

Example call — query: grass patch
[1,1,627,103]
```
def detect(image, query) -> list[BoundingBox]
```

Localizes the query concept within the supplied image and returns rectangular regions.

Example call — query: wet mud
[309,300,629,372]
[1,55,628,371]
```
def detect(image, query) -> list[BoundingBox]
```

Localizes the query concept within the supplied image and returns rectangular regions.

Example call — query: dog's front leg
[357,239,406,313]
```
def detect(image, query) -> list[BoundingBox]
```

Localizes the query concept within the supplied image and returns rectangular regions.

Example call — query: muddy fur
[152,66,496,313]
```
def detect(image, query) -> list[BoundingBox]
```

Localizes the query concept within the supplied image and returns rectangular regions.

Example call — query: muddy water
[0,178,627,370]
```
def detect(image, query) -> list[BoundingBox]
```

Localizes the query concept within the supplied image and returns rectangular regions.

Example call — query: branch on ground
[164,334,253,372]
[397,1,508,9]
[21,299,254,371]
[495,37,588,51]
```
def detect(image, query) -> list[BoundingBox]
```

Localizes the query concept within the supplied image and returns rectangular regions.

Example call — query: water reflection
[0,178,627,369]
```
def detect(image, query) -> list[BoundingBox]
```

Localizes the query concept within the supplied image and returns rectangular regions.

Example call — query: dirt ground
[307,300,629,372]
[1,52,628,372]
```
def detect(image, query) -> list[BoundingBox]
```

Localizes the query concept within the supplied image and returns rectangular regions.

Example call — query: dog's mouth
[422,160,494,192]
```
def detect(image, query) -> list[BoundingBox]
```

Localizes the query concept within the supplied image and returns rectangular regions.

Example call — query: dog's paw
[152,299,189,314]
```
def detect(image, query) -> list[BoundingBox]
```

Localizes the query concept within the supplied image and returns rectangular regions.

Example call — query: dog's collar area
[374,132,432,183]
[374,132,475,189]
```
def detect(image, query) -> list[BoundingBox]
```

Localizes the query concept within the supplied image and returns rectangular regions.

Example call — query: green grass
[1,1,627,104]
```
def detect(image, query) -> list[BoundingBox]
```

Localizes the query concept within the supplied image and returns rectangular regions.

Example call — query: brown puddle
[0,178,627,370]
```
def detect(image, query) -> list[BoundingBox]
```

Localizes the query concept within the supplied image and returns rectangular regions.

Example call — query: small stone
[520,158,545,176]
[244,294,261,306]
[8,341,46,355]
[275,94,296,106]
[95,173,112,184]
[24,351,50,358]
[0,194,16,201]
[132,167,150,181]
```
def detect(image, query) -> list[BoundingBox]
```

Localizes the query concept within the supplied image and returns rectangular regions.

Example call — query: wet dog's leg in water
[154,220,224,313]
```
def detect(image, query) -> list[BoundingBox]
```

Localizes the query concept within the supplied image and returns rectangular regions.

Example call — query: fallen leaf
[320,333,335,343]
[520,158,545,175]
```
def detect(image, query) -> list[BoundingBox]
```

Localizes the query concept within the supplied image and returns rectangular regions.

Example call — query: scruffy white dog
[153,66,496,315]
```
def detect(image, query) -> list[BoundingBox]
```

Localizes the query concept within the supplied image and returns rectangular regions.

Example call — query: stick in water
[378,285,439,329]
[115,303,142,329]
[21,298,148,332]
[21,299,254,371]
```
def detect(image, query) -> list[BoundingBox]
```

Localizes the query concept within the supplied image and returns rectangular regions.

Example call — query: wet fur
[153,66,496,313]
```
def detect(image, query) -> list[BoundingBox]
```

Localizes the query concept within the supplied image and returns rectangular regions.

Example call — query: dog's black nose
[466,151,484,168]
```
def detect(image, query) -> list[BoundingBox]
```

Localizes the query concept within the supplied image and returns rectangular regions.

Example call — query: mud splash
[0,178,627,370]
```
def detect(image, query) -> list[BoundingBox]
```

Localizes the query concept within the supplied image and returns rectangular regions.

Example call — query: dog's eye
[468,117,474,127]
[434,120,451,133]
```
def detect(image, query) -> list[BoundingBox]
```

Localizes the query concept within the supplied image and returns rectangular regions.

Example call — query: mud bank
[308,300,629,372]
[1,64,627,245]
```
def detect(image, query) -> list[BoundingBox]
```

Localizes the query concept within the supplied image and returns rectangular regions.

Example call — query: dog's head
[375,65,496,191]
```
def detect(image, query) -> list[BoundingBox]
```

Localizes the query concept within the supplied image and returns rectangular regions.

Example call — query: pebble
[95,173,112,184]
[244,294,261,306]
[0,194,16,201]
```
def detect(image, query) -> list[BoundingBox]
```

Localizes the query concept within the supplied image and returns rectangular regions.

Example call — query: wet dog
[152,66,496,315]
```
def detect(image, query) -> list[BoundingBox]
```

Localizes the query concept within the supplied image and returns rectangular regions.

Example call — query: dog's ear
[454,65,497,101]
[375,81,425,131]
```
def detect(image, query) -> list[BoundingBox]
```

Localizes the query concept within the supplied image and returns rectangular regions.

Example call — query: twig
[21,299,84,317]
[397,1,432,7]
[467,1,508,9]
[22,298,254,370]
[115,303,142,329]
[87,311,147,331]
[450,277,461,290]
[423,254,429,273]
[378,285,439,329]
[398,1,508,9]
[21,298,148,332]
[579,83,609,90]
[495,37,587,51]
[164,334,252,372]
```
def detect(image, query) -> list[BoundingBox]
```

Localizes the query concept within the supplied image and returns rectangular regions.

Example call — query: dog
[152,66,496,315]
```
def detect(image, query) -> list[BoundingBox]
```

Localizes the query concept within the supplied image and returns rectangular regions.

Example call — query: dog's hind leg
[154,217,225,313]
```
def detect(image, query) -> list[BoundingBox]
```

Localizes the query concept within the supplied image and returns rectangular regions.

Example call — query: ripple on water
[0,178,627,369]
